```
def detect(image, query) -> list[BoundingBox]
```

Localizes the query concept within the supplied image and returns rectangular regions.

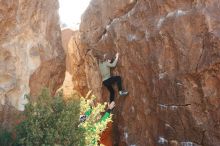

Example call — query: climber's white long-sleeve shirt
[99,58,118,81]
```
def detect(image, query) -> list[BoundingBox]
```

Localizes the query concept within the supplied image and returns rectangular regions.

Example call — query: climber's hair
[98,53,113,62]
[104,53,112,60]
[99,53,107,62]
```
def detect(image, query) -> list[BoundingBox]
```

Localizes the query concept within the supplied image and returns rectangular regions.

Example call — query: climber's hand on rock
[108,101,115,110]
[116,52,119,59]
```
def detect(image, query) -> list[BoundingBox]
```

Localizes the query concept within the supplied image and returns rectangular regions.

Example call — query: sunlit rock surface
[60,28,88,97]
[0,0,65,129]
[73,0,220,145]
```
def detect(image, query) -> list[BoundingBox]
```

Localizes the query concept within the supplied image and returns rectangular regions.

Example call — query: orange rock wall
[76,0,220,145]
[0,0,65,129]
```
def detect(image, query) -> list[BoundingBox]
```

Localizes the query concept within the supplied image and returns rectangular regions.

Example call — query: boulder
[75,0,220,145]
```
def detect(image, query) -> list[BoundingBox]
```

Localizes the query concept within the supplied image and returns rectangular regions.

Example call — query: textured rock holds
[0,0,65,129]
[73,0,220,145]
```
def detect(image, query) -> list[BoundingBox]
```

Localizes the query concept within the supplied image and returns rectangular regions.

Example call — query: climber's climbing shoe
[119,90,128,96]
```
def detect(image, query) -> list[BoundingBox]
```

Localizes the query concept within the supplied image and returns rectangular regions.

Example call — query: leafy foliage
[0,127,13,146]
[14,89,111,146]
[16,89,84,146]
[79,92,112,146]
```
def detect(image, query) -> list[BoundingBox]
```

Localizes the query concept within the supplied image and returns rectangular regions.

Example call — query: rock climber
[98,52,128,104]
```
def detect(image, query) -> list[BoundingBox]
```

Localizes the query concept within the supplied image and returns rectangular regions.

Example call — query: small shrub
[15,89,111,146]
[0,128,13,146]
[15,89,84,146]
[79,92,112,145]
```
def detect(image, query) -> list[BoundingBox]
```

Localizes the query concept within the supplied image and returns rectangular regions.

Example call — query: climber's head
[103,53,112,63]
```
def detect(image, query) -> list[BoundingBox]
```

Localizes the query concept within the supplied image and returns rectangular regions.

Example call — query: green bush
[0,128,13,146]
[15,89,84,146]
[15,89,111,146]
[79,92,112,146]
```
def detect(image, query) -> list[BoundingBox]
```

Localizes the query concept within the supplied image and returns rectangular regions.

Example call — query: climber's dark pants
[103,76,122,103]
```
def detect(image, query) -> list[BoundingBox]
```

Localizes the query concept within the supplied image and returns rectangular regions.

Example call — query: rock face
[0,0,65,129]
[60,28,88,97]
[74,0,220,145]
